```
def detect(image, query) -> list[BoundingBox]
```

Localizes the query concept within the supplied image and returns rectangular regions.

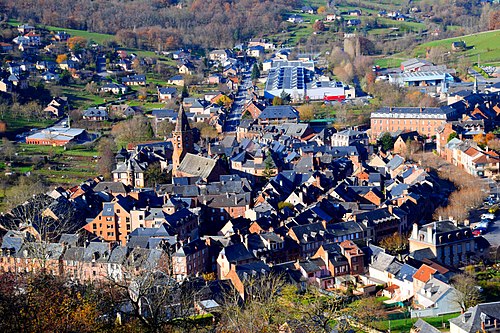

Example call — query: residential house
[172,238,209,281]
[158,87,178,101]
[449,301,500,333]
[122,74,146,86]
[101,83,127,95]
[168,75,185,86]
[44,97,68,117]
[82,107,109,121]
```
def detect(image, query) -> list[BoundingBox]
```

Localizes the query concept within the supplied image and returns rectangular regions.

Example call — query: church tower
[172,103,193,171]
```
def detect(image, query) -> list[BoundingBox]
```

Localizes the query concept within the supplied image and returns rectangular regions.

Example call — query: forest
[1,0,300,50]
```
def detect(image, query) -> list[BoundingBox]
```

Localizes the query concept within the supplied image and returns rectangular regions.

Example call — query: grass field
[373,312,460,332]
[376,29,500,67]
[0,114,54,137]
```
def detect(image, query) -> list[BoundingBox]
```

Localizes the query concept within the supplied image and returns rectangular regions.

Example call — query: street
[223,67,253,133]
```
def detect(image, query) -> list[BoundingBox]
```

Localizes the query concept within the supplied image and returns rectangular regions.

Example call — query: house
[208,74,222,85]
[101,83,127,95]
[112,159,147,188]
[257,105,300,125]
[452,41,466,51]
[122,74,146,86]
[44,97,68,117]
[0,79,12,93]
[411,276,462,318]
[217,243,257,278]
[301,5,314,14]
[347,19,361,26]
[157,87,178,101]
[82,107,109,121]
[348,9,362,16]
[247,45,265,58]
[17,24,35,34]
[409,219,477,266]
[449,301,500,333]
[179,62,195,75]
[287,14,304,23]
[172,238,209,281]
[411,319,441,333]
[167,75,185,86]
[208,49,233,62]
[41,71,60,82]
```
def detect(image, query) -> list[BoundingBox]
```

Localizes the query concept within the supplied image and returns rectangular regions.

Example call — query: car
[473,228,487,236]
[481,213,496,220]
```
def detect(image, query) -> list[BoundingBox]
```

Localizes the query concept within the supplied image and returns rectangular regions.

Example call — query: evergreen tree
[251,63,261,80]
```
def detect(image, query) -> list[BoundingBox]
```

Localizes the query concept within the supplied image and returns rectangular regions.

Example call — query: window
[117,209,121,213]
[93,223,97,230]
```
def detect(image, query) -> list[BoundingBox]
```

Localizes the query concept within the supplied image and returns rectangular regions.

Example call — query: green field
[377,29,500,67]
[0,114,54,137]
[373,313,460,332]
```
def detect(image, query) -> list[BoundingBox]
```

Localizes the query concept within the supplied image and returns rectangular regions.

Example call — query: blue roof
[158,87,177,94]
[258,105,299,120]
[395,264,417,282]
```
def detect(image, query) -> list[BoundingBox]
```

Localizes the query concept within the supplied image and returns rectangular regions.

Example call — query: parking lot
[470,183,500,247]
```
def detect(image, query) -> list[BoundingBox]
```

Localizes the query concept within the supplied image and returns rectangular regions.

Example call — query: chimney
[420,107,423,113]
[427,224,433,242]
[387,205,393,214]
[464,219,470,227]
[234,195,238,205]
[439,216,442,221]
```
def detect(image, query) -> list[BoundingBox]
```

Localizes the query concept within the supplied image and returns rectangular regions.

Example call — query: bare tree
[451,273,482,312]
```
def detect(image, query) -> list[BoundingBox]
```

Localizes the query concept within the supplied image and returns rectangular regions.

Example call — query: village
[1,1,500,330]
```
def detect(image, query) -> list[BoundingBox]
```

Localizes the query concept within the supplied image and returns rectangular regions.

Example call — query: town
[1,1,500,332]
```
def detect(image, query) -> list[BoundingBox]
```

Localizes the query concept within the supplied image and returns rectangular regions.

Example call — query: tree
[156,120,174,139]
[181,84,189,98]
[111,115,154,146]
[55,54,68,64]
[262,154,276,180]
[447,132,458,142]
[280,90,291,104]
[313,20,326,32]
[251,63,261,81]
[349,297,386,328]
[1,138,16,162]
[317,6,326,14]
[145,161,170,186]
[298,104,315,121]
[379,132,394,152]
[451,273,481,312]
[96,137,116,179]
[67,36,87,51]
[379,232,409,254]
[272,96,283,106]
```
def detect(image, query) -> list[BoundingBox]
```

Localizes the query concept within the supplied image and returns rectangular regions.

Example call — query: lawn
[0,114,54,137]
[60,85,107,109]
[373,312,460,332]
[412,30,500,64]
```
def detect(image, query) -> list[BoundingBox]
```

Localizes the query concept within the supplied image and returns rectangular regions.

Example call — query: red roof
[412,264,437,283]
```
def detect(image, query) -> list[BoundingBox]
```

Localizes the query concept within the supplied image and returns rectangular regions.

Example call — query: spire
[473,75,478,94]
[175,102,190,132]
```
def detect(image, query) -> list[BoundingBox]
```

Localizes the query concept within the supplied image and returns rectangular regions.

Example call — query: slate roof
[177,153,217,179]
[258,106,299,120]
[449,301,500,332]
[221,243,255,263]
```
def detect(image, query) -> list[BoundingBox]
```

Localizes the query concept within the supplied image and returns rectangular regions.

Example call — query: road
[223,67,253,133]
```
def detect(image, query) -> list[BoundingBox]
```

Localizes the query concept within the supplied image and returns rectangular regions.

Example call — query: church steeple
[175,103,191,132]
[172,102,193,172]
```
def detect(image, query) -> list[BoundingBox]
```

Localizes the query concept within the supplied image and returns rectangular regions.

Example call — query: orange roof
[412,264,437,283]
[421,259,449,275]
[464,147,481,157]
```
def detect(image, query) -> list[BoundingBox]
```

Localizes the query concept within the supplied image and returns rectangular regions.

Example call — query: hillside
[375,29,500,68]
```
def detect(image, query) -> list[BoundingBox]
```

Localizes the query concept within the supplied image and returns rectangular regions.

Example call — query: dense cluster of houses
[0,103,492,320]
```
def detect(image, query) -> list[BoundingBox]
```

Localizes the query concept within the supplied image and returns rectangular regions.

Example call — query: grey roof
[370,251,396,272]
[449,301,500,332]
[412,318,441,333]
[177,153,217,179]
[94,181,128,193]
[372,106,455,120]
[221,243,255,263]
[258,106,299,120]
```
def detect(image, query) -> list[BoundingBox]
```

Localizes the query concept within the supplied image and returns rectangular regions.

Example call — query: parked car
[489,205,499,214]
[481,213,496,220]
[473,228,487,236]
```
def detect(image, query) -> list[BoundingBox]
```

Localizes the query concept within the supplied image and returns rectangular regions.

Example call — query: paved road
[473,178,500,247]
[223,68,252,133]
